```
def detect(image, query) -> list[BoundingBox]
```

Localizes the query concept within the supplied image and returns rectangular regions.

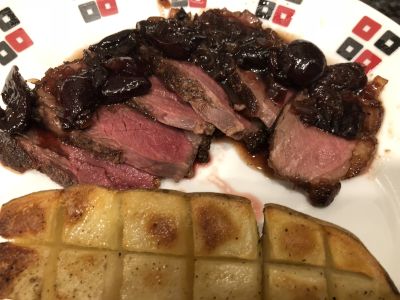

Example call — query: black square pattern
[171,0,188,7]
[0,7,20,32]
[286,0,303,4]
[374,30,400,55]
[79,1,101,23]
[255,0,276,20]
[0,41,17,65]
[336,37,363,61]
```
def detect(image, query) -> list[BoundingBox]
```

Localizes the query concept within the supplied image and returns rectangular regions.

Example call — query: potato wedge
[0,185,398,300]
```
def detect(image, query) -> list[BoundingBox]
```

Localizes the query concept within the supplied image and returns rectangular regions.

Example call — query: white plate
[0,0,399,289]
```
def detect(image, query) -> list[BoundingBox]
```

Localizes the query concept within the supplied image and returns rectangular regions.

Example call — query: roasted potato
[0,185,398,300]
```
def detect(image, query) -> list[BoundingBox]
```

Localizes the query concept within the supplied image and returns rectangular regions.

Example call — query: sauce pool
[225,138,276,178]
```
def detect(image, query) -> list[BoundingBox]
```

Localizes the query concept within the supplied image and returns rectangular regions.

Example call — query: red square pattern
[189,0,207,8]
[5,28,33,52]
[96,0,118,17]
[354,49,381,73]
[352,16,381,41]
[272,5,295,27]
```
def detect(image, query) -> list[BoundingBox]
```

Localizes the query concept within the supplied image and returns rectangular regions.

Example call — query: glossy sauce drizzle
[227,139,276,178]
[207,171,264,221]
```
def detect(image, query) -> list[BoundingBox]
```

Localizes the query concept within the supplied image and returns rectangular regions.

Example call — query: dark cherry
[279,40,326,87]
[292,61,369,139]
[101,74,151,103]
[235,45,270,72]
[307,182,340,207]
[78,64,108,89]
[89,29,138,58]
[0,66,35,134]
[339,99,364,138]
[191,46,217,73]
[292,88,365,140]
[196,136,212,163]
[151,39,192,60]
[103,57,150,76]
[316,63,367,92]
[59,75,97,130]
[137,18,204,60]
[90,65,108,89]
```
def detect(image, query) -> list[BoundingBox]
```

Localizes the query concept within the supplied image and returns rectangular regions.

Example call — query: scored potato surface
[54,249,112,300]
[0,191,61,243]
[264,205,326,266]
[0,185,398,300]
[121,253,190,300]
[193,259,261,300]
[191,193,259,259]
[61,187,120,249]
[0,243,49,300]
[265,264,328,300]
[120,190,191,255]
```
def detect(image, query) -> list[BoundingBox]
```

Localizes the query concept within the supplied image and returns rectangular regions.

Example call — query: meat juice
[228,139,276,178]
[207,170,264,221]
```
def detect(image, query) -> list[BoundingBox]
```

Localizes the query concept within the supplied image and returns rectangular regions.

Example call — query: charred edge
[64,133,123,164]
[345,136,377,179]
[0,243,38,297]
[0,131,35,172]
[225,71,259,116]
[0,202,47,239]
[38,163,76,187]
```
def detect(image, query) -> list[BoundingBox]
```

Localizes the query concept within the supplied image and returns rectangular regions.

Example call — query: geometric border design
[336,37,363,61]
[374,30,400,55]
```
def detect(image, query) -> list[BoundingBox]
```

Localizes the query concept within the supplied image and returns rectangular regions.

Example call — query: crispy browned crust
[61,185,96,225]
[190,192,253,250]
[346,136,377,178]
[190,192,259,260]
[152,58,209,109]
[193,201,237,251]
[0,202,46,239]
[65,131,123,164]
[0,243,38,298]
[0,131,35,173]
[6,131,77,187]
[189,192,251,205]
[38,163,77,187]
[145,213,178,247]
[0,190,61,240]
[226,70,259,116]
[359,76,386,136]
[345,76,386,179]
[120,188,192,256]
